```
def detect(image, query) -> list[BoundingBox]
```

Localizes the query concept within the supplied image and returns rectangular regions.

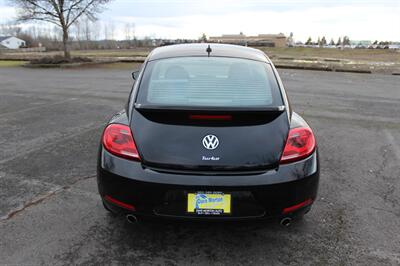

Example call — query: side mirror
[132,70,139,80]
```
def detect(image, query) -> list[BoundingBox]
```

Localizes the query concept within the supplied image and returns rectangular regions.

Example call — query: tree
[329,38,335,45]
[199,33,207,43]
[103,22,108,40]
[124,23,130,40]
[124,22,135,41]
[321,36,327,46]
[108,21,115,40]
[0,22,22,36]
[336,37,342,46]
[305,37,312,45]
[92,21,100,41]
[10,0,112,59]
[83,17,92,42]
[343,36,351,46]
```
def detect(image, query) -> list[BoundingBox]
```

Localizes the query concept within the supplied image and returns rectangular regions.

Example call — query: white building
[0,36,26,49]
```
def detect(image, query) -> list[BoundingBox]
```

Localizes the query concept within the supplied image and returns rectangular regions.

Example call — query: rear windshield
[136,57,283,107]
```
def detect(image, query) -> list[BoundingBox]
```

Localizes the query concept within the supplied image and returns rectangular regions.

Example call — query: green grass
[72,48,152,58]
[2,47,399,64]
[73,47,400,63]
[257,47,400,62]
[1,47,398,74]
[0,60,27,67]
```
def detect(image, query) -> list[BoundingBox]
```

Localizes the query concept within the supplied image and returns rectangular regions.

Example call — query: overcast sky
[0,0,399,41]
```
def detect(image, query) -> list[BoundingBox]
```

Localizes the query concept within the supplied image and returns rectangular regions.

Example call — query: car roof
[147,43,271,63]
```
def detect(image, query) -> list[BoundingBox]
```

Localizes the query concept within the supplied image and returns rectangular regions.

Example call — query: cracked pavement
[0,67,399,265]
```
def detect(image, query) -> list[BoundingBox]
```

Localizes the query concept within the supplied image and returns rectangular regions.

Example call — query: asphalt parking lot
[0,66,399,265]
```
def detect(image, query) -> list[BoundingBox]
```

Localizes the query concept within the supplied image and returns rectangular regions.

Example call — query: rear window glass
[137,57,283,107]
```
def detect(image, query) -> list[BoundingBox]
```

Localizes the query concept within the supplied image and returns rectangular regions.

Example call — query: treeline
[305,36,351,46]
[303,36,394,46]
[0,21,158,50]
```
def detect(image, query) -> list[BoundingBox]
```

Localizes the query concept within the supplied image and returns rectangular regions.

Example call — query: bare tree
[108,21,115,40]
[124,22,130,41]
[91,21,100,41]
[52,25,61,41]
[83,17,91,42]
[10,0,112,58]
[129,22,135,42]
[124,22,135,41]
[0,22,22,36]
[73,19,82,48]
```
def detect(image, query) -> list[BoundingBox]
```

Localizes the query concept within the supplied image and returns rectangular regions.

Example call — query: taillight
[102,124,140,161]
[280,127,316,164]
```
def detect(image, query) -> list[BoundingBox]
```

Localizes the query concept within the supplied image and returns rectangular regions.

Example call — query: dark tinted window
[137,57,282,107]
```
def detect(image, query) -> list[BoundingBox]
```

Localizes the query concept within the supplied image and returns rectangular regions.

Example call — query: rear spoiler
[134,103,285,113]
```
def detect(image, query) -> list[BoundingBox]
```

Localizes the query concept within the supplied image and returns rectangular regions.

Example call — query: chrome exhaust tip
[280,217,292,227]
[126,214,138,224]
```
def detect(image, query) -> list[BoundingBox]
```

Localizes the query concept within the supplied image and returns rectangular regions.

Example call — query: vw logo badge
[202,135,219,150]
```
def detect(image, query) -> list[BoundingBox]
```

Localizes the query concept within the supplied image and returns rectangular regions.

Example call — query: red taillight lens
[282,198,313,214]
[280,127,316,164]
[105,195,136,211]
[102,124,140,161]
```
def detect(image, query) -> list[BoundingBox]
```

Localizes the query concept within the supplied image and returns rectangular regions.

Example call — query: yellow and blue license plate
[187,192,231,215]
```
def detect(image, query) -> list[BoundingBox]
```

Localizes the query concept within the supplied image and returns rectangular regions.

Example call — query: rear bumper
[97,149,319,220]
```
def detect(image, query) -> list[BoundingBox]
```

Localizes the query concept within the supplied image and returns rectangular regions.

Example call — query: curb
[23,61,99,69]
[333,68,372,74]
[0,58,30,61]
[274,64,332,71]
[274,64,372,74]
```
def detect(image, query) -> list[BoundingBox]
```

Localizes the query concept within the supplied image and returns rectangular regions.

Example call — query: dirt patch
[30,55,92,65]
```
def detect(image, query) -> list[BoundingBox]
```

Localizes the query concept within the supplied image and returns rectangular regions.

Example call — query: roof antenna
[206,45,212,57]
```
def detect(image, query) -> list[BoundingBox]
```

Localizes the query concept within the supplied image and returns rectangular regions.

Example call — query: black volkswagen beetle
[97,43,319,225]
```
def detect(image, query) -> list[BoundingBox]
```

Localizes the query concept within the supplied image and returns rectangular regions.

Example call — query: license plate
[187,192,231,215]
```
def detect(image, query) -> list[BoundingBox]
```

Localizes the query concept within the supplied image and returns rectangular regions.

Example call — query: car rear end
[97,46,319,222]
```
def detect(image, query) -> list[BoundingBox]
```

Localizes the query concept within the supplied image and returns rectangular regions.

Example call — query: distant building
[388,44,400,49]
[350,40,372,46]
[0,36,26,49]
[209,33,287,47]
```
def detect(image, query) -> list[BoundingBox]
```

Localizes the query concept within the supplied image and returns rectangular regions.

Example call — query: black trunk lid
[131,106,289,173]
